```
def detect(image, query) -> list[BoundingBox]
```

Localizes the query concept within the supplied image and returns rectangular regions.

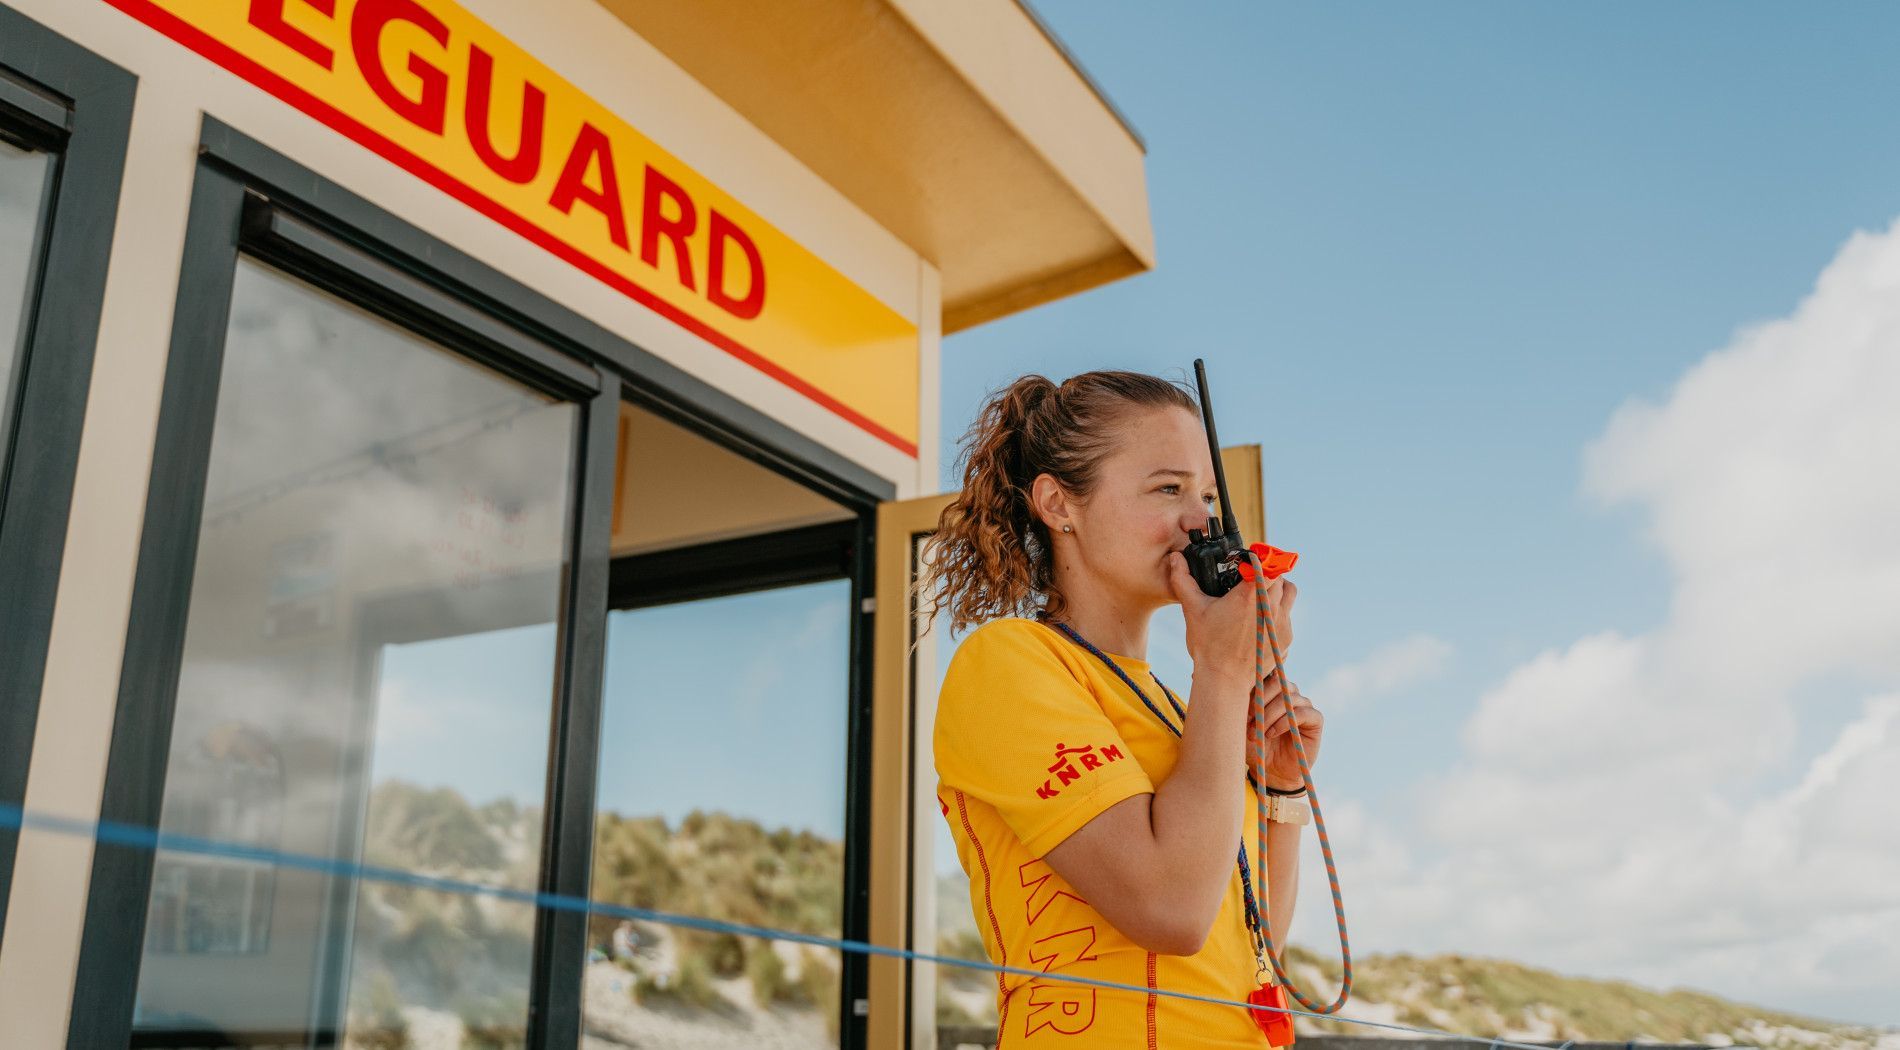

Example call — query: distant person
[925,371,1321,1047]
[611,920,638,963]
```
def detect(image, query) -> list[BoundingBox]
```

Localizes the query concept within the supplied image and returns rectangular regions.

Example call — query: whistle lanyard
[1045,620,1269,969]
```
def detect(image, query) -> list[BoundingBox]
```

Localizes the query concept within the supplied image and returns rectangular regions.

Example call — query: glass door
[128,258,583,1048]
[864,493,954,1050]
[580,402,866,1050]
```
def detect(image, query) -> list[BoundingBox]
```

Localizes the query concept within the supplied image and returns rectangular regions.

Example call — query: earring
[1062,524,1073,533]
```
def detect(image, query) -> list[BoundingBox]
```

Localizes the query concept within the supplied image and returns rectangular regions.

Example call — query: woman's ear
[1029,473,1073,535]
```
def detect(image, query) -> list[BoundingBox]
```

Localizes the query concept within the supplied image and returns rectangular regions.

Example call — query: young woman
[925,370,1322,1047]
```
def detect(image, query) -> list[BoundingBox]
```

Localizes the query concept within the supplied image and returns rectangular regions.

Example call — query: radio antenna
[1193,358,1242,542]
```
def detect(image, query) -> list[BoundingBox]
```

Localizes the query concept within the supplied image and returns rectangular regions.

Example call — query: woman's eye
[1159,484,1181,495]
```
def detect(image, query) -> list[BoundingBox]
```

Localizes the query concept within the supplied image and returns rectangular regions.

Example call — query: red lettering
[1035,781,1058,801]
[706,209,764,319]
[550,122,630,250]
[1018,859,1087,926]
[1025,978,1097,1036]
[1025,926,1101,1036]
[1079,753,1102,771]
[464,45,544,183]
[1055,762,1080,787]
[1100,745,1124,762]
[1029,925,1099,969]
[351,0,451,135]
[249,0,336,69]
[640,166,698,290]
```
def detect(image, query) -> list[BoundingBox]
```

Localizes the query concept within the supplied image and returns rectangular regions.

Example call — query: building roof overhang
[595,0,1155,332]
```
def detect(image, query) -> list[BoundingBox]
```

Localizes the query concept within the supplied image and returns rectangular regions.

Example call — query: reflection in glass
[585,582,851,1050]
[144,724,283,956]
[911,539,996,1036]
[132,258,578,1049]
[0,137,56,488]
[933,803,997,1033]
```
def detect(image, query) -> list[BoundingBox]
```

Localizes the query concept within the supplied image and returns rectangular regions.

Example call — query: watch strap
[1265,793,1312,826]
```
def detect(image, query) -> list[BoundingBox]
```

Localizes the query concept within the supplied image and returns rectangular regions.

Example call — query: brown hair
[917,370,1198,635]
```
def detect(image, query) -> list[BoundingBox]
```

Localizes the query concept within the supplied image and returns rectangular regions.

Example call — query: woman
[925,370,1322,1047]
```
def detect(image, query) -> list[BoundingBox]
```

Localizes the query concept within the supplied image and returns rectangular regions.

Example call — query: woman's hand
[1167,552,1297,673]
[1167,551,1273,692]
[1250,677,1324,791]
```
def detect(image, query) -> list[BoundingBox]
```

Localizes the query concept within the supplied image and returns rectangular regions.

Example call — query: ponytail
[917,370,1197,636]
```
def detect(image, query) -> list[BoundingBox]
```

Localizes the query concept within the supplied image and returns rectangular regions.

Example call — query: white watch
[1264,793,1311,826]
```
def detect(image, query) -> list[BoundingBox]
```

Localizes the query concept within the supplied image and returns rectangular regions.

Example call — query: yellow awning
[595,0,1156,331]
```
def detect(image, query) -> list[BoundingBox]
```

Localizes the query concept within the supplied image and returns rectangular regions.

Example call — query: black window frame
[69,116,893,1050]
[0,4,137,944]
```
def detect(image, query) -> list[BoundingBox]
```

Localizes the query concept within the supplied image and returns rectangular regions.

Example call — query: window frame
[0,5,137,947]
[607,519,860,611]
[69,117,893,1050]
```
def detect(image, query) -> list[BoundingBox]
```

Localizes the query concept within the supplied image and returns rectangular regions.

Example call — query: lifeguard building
[0,1,1159,1047]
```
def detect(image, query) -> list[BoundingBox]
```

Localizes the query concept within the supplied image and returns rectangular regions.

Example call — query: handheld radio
[1181,358,1299,595]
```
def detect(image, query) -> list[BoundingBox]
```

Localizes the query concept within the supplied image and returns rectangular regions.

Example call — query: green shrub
[747,943,803,1006]
[461,1021,526,1050]
[703,932,747,978]
[796,949,841,1039]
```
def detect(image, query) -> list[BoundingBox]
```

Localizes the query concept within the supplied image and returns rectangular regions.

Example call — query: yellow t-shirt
[935,617,1275,1048]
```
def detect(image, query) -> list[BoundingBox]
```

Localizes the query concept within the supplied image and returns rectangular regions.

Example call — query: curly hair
[917,370,1199,635]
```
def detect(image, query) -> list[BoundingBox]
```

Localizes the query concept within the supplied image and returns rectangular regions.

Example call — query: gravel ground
[579,959,835,1050]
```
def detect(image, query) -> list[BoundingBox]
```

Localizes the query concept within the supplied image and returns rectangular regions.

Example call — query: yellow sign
[110,0,920,455]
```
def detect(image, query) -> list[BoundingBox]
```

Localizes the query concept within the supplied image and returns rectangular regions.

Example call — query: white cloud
[1357,218,1900,1024]
[1311,634,1454,709]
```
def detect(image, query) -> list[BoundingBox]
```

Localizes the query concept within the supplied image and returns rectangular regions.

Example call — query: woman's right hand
[1166,551,1295,691]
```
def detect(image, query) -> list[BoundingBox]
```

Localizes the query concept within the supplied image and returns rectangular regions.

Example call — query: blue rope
[0,802,1564,1048]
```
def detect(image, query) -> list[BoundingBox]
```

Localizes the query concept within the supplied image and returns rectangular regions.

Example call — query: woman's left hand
[1249,678,1324,791]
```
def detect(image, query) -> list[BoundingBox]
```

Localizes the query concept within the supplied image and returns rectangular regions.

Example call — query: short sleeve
[935,621,1155,857]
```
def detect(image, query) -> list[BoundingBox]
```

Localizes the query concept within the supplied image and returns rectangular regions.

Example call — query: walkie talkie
[1181,358,1299,597]
[1182,359,1247,597]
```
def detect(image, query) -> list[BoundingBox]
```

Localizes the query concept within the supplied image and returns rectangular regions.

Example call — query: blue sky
[372,582,852,840]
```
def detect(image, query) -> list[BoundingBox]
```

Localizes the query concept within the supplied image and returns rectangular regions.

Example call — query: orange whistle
[1237,543,1300,582]
[1247,982,1296,1045]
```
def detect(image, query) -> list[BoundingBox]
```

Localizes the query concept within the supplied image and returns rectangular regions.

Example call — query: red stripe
[1145,951,1159,1049]
[101,0,919,459]
[954,790,1009,1047]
